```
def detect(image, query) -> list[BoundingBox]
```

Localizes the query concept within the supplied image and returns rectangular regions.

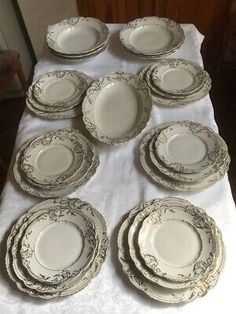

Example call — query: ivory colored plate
[138,206,216,282]
[152,59,205,95]
[139,63,212,107]
[21,129,84,186]
[155,121,220,174]
[120,17,184,56]
[127,197,223,289]
[14,129,99,198]
[33,71,87,108]
[20,208,96,284]
[46,17,109,55]
[82,72,152,144]
[139,123,230,192]
[6,198,108,298]
[117,197,224,303]
[149,132,228,183]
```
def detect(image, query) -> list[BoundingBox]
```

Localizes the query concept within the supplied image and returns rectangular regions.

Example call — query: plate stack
[118,197,224,304]
[139,58,212,106]
[5,198,108,299]
[140,121,230,192]
[13,128,99,198]
[120,17,184,59]
[26,70,92,119]
[46,17,110,60]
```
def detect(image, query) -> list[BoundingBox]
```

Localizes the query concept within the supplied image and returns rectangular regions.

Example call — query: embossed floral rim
[5,198,109,298]
[46,17,109,55]
[117,197,224,303]
[82,71,152,145]
[120,17,185,56]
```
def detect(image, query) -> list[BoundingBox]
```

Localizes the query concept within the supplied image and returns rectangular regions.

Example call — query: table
[0,24,235,314]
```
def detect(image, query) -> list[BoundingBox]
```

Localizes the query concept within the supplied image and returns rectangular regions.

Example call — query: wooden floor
[0,69,235,200]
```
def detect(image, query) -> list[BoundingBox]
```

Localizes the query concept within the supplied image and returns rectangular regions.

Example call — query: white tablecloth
[0,24,235,314]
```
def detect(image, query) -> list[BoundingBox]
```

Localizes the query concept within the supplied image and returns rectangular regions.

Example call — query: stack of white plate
[140,121,230,192]
[26,70,92,119]
[118,197,224,304]
[13,128,99,198]
[120,17,184,59]
[46,17,110,60]
[5,197,108,299]
[139,58,212,106]
[82,71,152,144]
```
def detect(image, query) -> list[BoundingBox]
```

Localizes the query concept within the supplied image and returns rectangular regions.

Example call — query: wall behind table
[0,0,32,96]
[17,0,79,60]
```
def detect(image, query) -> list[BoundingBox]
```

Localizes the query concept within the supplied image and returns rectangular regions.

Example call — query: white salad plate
[139,122,230,192]
[138,206,216,282]
[6,198,108,299]
[33,71,87,108]
[26,71,92,119]
[151,59,205,95]
[14,129,99,198]
[82,71,152,144]
[120,17,184,57]
[20,208,96,284]
[139,60,212,107]
[21,130,84,186]
[46,17,109,55]
[155,121,220,174]
[118,197,224,304]
[149,133,227,183]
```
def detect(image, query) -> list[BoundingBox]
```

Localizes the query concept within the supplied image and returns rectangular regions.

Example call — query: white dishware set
[118,197,224,303]
[5,198,108,299]
[140,120,230,192]
[13,128,99,198]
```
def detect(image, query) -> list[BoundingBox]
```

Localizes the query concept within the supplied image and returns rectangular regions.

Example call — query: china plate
[149,132,228,183]
[140,123,230,191]
[127,197,223,289]
[138,204,216,282]
[120,17,184,56]
[155,121,220,174]
[49,38,110,60]
[139,63,212,107]
[46,17,109,55]
[117,197,224,303]
[5,198,108,298]
[151,59,205,95]
[82,71,152,144]
[21,129,84,186]
[33,71,87,108]
[14,129,99,198]
[20,207,96,284]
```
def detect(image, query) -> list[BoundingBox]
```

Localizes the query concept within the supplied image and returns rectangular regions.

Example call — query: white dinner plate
[20,207,96,284]
[155,121,220,173]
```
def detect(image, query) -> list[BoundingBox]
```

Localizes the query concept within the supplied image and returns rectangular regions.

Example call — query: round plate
[20,208,96,284]
[117,197,224,303]
[152,59,205,95]
[6,198,108,298]
[120,17,184,56]
[139,123,230,192]
[46,17,109,55]
[21,129,84,186]
[155,121,220,174]
[33,71,87,108]
[138,206,216,282]
[82,71,152,144]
